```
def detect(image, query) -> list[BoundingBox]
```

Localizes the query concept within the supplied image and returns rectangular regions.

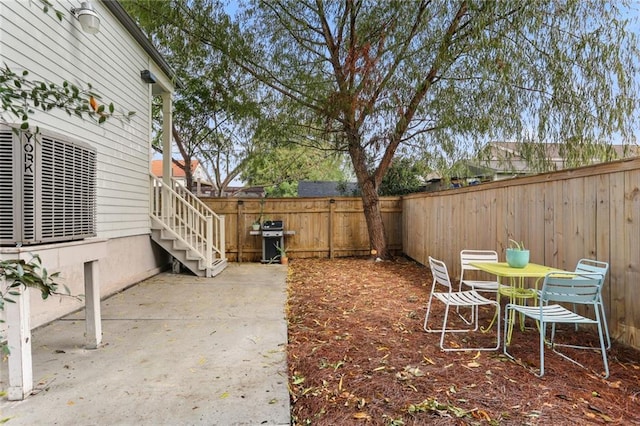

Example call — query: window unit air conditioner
[0,125,97,246]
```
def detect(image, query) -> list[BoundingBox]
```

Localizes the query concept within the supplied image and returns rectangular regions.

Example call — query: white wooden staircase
[149,173,227,277]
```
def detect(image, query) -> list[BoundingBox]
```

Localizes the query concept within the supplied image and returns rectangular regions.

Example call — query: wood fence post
[237,200,244,262]
[329,198,335,258]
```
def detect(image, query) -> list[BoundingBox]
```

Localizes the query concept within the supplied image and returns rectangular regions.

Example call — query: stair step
[150,227,226,278]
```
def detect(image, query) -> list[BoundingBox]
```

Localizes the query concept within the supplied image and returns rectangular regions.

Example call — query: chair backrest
[428,256,453,291]
[540,272,604,305]
[574,258,609,279]
[460,250,498,280]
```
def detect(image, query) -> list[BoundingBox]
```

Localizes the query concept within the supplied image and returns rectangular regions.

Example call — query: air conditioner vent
[0,126,97,246]
[0,131,15,240]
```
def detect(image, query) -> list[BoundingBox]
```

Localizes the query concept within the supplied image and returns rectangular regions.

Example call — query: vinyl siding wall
[0,0,154,239]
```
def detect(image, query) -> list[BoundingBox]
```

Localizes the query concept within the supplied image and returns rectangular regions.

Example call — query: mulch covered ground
[286,257,640,425]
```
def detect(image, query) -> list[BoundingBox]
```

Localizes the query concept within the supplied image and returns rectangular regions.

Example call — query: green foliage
[265,181,297,198]
[378,158,426,196]
[508,239,526,250]
[242,144,348,197]
[34,0,65,21]
[240,1,637,148]
[0,256,67,354]
[0,65,132,131]
[275,242,287,257]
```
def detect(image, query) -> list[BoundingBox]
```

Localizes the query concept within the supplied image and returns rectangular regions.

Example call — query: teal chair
[574,259,610,349]
[504,272,609,378]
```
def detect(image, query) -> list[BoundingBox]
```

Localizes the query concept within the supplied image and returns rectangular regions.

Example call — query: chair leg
[597,321,610,378]
[572,300,611,350]
[423,297,435,332]
[439,304,452,350]
[439,302,500,352]
[455,284,474,326]
[598,299,611,350]
[503,306,546,377]
[538,321,546,377]
[547,318,610,379]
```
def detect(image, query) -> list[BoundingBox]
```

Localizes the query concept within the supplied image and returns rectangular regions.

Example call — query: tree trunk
[172,124,194,191]
[349,137,391,259]
[360,178,389,259]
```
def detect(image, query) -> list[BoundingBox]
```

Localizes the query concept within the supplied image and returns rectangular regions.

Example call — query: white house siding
[0,1,174,328]
[0,0,154,239]
[193,164,209,183]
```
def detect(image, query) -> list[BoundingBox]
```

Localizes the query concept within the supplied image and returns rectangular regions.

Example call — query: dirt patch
[286,257,640,425]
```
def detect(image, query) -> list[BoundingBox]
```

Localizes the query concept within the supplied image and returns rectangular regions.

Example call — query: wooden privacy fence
[200,197,403,262]
[403,157,640,350]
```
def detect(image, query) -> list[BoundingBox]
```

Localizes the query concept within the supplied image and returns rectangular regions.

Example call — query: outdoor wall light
[71,1,100,34]
[141,70,157,84]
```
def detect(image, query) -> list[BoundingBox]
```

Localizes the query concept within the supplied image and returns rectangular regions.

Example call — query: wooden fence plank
[623,170,640,348]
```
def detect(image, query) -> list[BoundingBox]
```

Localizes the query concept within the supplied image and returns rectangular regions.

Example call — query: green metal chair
[504,272,609,378]
[424,256,500,351]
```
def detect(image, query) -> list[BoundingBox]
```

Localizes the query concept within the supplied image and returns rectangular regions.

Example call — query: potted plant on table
[506,239,530,268]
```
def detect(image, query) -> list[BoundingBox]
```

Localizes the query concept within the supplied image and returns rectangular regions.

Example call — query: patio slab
[0,263,290,425]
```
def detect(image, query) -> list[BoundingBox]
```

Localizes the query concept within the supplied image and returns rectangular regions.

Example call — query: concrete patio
[0,263,290,425]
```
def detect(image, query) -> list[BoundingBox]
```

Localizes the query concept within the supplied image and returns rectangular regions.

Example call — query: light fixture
[71,1,100,34]
[141,70,157,84]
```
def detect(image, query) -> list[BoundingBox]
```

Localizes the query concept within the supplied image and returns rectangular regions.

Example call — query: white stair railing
[149,173,225,273]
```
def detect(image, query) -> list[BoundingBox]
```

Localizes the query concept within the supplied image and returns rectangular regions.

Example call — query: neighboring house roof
[490,141,640,159]
[227,186,266,198]
[473,141,640,176]
[298,181,360,197]
[151,160,202,178]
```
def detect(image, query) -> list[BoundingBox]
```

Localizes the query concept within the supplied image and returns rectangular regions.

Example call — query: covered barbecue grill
[261,220,284,263]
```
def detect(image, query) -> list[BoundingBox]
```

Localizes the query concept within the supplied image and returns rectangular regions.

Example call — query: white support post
[219,215,226,259]
[206,215,213,277]
[2,240,107,401]
[6,287,33,401]
[161,92,173,221]
[161,92,172,188]
[84,260,102,349]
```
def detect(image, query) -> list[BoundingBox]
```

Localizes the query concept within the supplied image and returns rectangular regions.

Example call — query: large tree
[130,1,639,258]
